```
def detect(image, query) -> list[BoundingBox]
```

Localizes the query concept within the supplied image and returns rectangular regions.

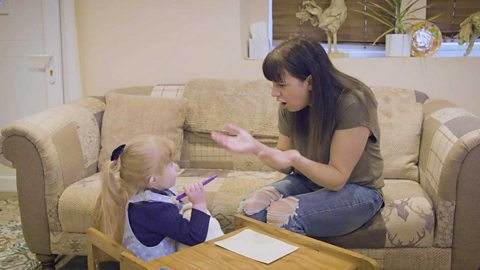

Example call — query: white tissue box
[249,38,269,59]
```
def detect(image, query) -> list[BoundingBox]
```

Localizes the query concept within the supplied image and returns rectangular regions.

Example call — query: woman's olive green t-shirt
[278,90,384,190]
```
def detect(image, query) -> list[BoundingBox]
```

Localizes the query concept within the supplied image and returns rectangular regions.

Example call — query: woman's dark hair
[262,36,377,161]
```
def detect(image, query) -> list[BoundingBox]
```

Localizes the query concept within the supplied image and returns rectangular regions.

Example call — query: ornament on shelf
[296,0,348,58]
[409,21,442,57]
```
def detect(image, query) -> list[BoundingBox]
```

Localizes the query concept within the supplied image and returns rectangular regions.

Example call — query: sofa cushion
[181,81,424,180]
[179,131,276,171]
[59,169,283,234]
[174,169,284,232]
[183,79,278,138]
[324,180,434,249]
[181,79,280,171]
[98,93,187,169]
[373,87,423,180]
[60,169,434,251]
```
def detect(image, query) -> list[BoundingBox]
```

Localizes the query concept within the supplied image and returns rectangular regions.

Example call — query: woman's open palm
[211,124,259,154]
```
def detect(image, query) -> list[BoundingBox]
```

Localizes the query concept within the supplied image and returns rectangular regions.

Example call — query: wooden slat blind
[427,0,479,38]
[273,0,479,44]
[273,0,304,40]
[273,0,389,43]
[360,0,389,43]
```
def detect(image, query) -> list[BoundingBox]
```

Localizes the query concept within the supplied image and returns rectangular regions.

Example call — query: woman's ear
[306,75,312,91]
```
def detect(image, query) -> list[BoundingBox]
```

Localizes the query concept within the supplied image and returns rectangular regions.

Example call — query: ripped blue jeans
[241,173,383,238]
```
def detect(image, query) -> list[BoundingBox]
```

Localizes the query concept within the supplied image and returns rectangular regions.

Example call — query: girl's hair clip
[111,144,126,161]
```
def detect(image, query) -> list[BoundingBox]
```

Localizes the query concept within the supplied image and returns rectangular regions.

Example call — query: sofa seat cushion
[323,180,435,249]
[59,171,434,249]
[174,169,284,232]
[59,169,284,234]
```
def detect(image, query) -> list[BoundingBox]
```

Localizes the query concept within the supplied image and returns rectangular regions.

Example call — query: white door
[0,0,64,190]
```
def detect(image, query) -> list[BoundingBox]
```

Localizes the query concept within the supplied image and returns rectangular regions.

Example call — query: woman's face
[271,71,311,112]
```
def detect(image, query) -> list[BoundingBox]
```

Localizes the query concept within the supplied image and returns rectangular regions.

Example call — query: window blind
[273,0,388,43]
[273,0,478,44]
[427,0,478,38]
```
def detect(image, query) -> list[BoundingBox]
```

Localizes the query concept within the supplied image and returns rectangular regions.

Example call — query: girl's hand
[257,149,301,171]
[211,124,261,154]
[183,182,207,213]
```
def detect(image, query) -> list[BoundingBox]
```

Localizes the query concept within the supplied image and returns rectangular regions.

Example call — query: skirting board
[0,175,16,192]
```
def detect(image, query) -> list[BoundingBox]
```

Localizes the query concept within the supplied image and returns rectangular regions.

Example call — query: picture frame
[0,0,10,15]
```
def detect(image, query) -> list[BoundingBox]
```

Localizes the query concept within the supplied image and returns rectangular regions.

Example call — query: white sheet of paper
[214,229,298,264]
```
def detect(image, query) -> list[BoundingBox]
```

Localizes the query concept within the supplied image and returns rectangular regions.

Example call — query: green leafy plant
[456,11,480,56]
[355,0,440,44]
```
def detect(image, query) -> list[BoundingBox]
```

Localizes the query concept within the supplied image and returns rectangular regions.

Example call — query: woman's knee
[266,197,299,227]
[240,186,282,215]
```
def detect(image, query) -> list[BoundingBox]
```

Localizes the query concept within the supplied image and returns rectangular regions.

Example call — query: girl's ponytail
[98,159,130,243]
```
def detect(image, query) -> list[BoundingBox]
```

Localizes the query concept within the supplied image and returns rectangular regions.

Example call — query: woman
[211,36,384,238]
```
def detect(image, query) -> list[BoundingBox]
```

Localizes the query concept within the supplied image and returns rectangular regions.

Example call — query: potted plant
[356,0,439,57]
[456,11,480,57]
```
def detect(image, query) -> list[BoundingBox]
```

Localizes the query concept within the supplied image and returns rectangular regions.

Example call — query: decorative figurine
[296,0,348,57]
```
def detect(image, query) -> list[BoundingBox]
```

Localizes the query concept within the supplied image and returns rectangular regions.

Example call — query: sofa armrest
[419,99,480,270]
[0,97,104,255]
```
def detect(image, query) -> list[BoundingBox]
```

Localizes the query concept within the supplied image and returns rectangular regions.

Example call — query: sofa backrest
[180,79,278,171]
[179,80,428,180]
[103,81,429,180]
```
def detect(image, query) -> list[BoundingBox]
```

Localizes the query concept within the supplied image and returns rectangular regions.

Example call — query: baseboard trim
[0,175,16,192]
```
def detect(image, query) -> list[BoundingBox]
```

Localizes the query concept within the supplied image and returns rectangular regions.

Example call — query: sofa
[1,79,479,270]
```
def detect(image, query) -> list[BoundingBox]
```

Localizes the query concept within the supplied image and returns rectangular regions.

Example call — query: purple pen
[176,175,218,201]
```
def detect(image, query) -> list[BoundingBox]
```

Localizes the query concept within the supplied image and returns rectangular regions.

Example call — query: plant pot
[385,34,411,57]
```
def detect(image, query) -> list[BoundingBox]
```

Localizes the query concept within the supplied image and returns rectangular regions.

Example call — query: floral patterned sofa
[1,79,479,269]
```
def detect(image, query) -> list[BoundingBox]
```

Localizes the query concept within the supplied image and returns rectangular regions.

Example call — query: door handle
[29,54,53,60]
[28,55,55,84]
[29,54,53,66]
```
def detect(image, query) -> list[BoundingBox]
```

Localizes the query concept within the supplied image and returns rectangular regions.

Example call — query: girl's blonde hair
[95,135,176,243]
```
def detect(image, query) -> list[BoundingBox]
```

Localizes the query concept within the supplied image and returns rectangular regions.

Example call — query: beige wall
[75,0,480,116]
[75,0,264,96]
[334,57,480,116]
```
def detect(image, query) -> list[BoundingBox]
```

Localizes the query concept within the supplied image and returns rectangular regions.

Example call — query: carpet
[0,198,87,270]
[0,198,40,270]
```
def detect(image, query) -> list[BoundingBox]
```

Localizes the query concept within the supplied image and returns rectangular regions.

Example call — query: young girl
[96,135,223,261]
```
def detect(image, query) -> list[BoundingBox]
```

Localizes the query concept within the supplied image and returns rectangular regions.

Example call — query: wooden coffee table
[150,214,380,269]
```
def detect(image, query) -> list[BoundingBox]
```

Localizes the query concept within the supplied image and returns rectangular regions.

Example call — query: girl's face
[271,71,311,112]
[150,162,178,190]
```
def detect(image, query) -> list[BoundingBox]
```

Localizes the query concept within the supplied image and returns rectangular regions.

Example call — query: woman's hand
[211,124,262,154]
[184,182,207,213]
[257,148,301,172]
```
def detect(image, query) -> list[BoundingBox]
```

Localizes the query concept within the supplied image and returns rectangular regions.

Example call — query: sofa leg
[35,254,57,269]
